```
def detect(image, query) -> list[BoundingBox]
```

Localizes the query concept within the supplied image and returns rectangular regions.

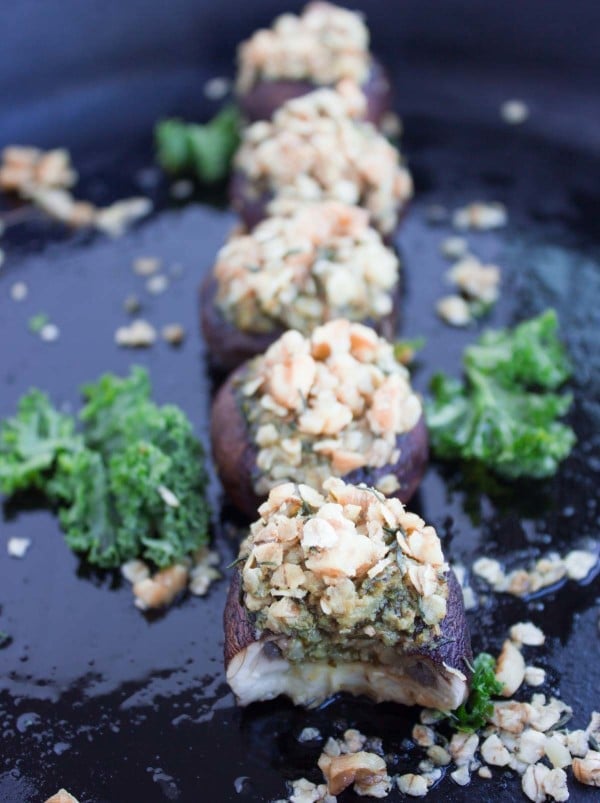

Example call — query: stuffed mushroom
[235,2,392,125]
[224,478,472,710]
[211,319,428,518]
[230,82,413,237]
[200,201,401,372]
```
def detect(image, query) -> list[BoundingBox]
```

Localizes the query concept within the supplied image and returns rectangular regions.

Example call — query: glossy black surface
[1,3,600,802]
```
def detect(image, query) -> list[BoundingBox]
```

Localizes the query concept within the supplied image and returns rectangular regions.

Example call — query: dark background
[1,2,600,802]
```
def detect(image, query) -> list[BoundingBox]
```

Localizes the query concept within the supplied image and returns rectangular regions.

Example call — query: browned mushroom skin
[223,566,472,708]
[237,59,392,125]
[200,271,402,374]
[211,367,429,519]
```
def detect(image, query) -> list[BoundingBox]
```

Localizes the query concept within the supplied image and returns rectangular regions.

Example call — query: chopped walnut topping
[495,639,526,696]
[563,549,598,581]
[239,478,449,662]
[510,622,545,647]
[566,730,589,758]
[235,85,412,235]
[132,564,189,610]
[236,2,370,93]
[525,666,546,687]
[288,778,335,803]
[572,750,600,787]
[241,320,422,495]
[319,751,390,797]
[544,734,572,769]
[214,202,398,334]
[412,724,435,747]
[449,732,479,767]
[396,774,428,797]
[481,734,511,766]
[522,763,551,802]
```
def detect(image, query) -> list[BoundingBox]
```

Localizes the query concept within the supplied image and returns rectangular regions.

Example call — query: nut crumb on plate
[501,99,529,125]
[510,622,545,647]
[162,324,186,346]
[452,201,507,231]
[115,319,157,348]
[133,256,161,276]
[10,281,28,301]
[7,536,31,558]
[146,274,169,294]
[436,294,471,327]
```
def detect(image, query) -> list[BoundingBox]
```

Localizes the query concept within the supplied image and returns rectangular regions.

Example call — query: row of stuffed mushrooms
[208,2,472,714]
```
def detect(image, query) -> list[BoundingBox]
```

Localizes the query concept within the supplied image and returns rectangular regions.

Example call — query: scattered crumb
[572,750,600,787]
[473,546,598,597]
[146,274,169,294]
[170,179,194,200]
[203,76,231,100]
[188,548,221,596]
[397,773,428,797]
[123,294,141,314]
[447,256,501,304]
[436,294,471,327]
[7,537,31,558]
[114,319,157,348]
[478,766,492,779]
[510,622,545,647]
[453,201,508,231]
[95,197,152,237]
[525,666,546,687]
[40,323,60,342]
[563,550,598,581]
[162,324,186,346]
[0,146,150,235]
[133,257,161,276]
[501,100,529,125]
[450,765,470,786]
[10,281,28,301]
[132,564,189,610]
[121,559,150,584]
[440,236,468,260]
[298,727,322,743]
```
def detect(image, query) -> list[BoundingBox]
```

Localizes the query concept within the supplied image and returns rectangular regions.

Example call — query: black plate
[1,2,599,801]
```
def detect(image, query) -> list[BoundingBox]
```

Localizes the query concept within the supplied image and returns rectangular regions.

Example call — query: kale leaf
[0,368,210,569]
[0,390,82,494]
[447,652,504,732]
[426,310,576,479]
[155,106,241,184]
